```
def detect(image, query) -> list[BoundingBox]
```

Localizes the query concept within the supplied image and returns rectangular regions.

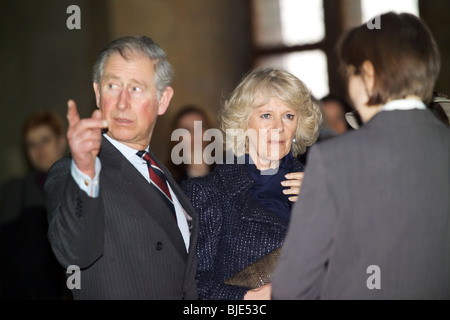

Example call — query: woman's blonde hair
[221,67,322,157]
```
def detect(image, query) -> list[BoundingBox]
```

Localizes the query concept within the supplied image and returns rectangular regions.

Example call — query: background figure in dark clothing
[168,105,217,183]
[0,110,69,299]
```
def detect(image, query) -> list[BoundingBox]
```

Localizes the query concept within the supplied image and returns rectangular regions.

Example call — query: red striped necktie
[137,150,177,221]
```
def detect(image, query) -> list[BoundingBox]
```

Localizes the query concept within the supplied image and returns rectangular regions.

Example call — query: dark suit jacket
[272,109,450,299]
[181,158,304,300]
[45,137,198,300]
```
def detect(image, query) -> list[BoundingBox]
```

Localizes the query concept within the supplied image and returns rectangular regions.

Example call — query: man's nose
[117,89,130,110]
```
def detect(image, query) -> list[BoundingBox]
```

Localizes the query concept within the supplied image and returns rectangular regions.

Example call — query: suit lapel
[147,150,199,255]
[99,137,188,260]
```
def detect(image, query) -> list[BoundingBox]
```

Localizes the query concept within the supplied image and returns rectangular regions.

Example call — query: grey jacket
[272,109,450,299]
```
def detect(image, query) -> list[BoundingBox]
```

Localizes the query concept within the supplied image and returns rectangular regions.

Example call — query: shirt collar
[103,133,149,163]
[380,98,426,112]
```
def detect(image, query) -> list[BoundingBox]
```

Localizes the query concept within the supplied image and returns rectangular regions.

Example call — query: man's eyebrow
[129,78,149,88]
[102,75,149,88]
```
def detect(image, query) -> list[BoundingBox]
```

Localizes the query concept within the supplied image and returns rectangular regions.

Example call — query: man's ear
[93,82,101,109]
[361,60,375,95]
[157,86,174,116]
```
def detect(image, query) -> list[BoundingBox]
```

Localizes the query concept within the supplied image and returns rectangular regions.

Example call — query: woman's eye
[285,114,295,120]
[261,113,271,119]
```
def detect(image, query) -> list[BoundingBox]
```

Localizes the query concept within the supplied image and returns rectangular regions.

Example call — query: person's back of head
[338,12,440,106]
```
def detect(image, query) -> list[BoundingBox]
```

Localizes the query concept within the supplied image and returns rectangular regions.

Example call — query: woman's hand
[244,283,272,300]
[282,172,304,202]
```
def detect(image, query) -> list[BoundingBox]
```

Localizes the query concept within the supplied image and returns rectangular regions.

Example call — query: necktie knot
[136,150,147,159]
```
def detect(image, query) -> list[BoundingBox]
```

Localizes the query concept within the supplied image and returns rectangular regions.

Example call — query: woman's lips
[268,140,285,145]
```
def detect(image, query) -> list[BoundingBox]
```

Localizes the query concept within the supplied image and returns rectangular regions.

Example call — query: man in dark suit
[45,36,198,299]
[272,13,450,299]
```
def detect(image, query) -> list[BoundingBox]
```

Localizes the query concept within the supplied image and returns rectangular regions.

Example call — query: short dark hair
[22,110,65,142]
[337,12,441,106]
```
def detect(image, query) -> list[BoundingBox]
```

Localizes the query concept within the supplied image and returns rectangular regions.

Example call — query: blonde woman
[181,67,322,300]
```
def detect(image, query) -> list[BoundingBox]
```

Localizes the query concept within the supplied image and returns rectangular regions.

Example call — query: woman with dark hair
[0,110,69,299]
[168,105,217,183]
[272,12,450,299]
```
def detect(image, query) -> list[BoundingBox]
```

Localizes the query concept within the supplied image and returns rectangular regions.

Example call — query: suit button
[156,241,163,251]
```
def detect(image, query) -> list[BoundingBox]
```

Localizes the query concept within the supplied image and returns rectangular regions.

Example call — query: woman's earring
[292,138,296,143]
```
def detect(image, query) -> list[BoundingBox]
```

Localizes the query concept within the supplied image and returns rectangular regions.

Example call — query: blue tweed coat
[181,159,304,300]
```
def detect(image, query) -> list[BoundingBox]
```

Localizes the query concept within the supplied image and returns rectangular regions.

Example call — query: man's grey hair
[92,36,173,99]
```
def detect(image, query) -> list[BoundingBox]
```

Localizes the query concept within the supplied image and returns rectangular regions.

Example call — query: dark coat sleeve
[45,157,104,269]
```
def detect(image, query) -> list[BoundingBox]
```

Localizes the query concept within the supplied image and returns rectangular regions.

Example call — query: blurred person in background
[318,94,353,140]
[0,109,69,299]
[168,105,217,183]
[299,94,353,165]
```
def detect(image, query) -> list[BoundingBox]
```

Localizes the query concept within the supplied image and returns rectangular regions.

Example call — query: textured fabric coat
[45,136,199,300]
[181,158,304,300]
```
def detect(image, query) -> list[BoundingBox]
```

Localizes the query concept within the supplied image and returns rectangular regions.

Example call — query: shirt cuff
[70,158,101,198]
